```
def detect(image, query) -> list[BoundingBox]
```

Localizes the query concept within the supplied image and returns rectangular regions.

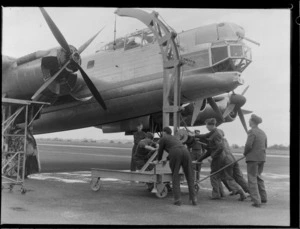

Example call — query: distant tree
[110,140,115,143]
[268,144,289,150]
[231,144,240,149]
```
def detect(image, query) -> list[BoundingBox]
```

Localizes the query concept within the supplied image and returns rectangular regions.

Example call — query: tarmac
[1,141,290,225]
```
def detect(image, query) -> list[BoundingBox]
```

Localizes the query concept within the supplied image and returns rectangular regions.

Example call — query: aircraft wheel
[21,187,27,194]
[9,184,14,192]
[155,183,168,198]
[90,177,101,192]
[194,183,200,193]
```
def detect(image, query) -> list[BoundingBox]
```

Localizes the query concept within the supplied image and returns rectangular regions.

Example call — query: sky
[2,7,290,146]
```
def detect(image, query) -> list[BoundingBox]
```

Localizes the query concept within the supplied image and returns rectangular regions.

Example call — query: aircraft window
[213,58,250,73]
[230,45,243,57]
[211,46,228,64]
[142,34,155,45]
[87,60,95,69]
[243,46,252,60]
[213,59,234,72]
[124,37,142,50]
[114,39,125,50]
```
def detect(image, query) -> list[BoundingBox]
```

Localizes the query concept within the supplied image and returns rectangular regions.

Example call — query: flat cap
[250,114,262,124]
[205,118,217,125]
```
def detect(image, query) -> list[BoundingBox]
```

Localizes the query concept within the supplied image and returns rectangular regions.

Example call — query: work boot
[229,191,235,196]
[252,203,261,208]
[261,200,267,204]
[190,197,198,206]
[237,190,246,201]
[174,200,182,206]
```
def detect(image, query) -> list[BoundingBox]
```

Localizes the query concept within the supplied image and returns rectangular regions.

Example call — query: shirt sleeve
[244,130,255,155]
[138,140,147,149]
[157,138,165,161]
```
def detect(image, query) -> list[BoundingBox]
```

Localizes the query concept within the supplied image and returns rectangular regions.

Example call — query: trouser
[210,160,243,198]
[221,163,249,194]
[247,161,267,204]
[130,144,138,171]
[190,149,202,181]
[169,147,195,202]
[233,162,249,193]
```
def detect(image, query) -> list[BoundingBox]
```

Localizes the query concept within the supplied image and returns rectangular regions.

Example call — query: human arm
[197,150,211,162]
[244,130,255,156]
[157,138,166,161]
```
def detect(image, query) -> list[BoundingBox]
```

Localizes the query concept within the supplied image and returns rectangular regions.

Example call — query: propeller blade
[237,108,248,133]
[32,60,70,101]
[40,7,71,54]
[78,26,105,54]
[222,104,235,118]
[207,97,224,122]
[75,63,107,110]
[191,99,203,126]
[241,109,252,115]
[241,85,249,96]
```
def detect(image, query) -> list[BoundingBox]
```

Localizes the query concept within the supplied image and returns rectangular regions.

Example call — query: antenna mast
[113,14,117,50]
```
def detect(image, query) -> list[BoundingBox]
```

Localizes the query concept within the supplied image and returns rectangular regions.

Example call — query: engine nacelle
[2,47,80,102]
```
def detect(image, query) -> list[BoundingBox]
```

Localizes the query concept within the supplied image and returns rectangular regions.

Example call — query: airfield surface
[1,140,290,225]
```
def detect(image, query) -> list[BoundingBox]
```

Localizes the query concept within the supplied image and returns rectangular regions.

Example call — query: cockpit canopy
[97,28,156,52]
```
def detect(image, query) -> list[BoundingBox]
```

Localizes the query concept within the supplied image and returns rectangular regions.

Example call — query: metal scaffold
[2,98,49,194]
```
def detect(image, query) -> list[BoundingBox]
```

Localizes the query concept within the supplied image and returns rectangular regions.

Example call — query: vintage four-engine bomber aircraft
[2,8,256,174]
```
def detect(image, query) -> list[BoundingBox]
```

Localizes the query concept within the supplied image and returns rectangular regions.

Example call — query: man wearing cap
[157,127,197,206]
[196,118,246,201]
[131,123,146,172]
[134,132,158,171]
[244,114,268,208]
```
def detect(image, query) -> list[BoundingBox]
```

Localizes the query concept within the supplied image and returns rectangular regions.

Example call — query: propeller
[222,85,250,133]
[32,8,107,110]
[191,99,204,126]
[207,97,224,122]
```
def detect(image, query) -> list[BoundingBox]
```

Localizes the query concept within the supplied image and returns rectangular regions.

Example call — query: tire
[194,183,200,193]
[90,177,101,192]
[21,187,27,194]
[155,183,168,198]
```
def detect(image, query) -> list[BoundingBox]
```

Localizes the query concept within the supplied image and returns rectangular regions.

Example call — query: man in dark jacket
[131,123,146,171]
[196,118,246,201]
[244,114,268,208]
[157,127,197,206]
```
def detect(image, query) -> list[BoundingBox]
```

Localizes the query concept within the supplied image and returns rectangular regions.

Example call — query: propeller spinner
[222,85,250,133]
[32,7,107,110]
